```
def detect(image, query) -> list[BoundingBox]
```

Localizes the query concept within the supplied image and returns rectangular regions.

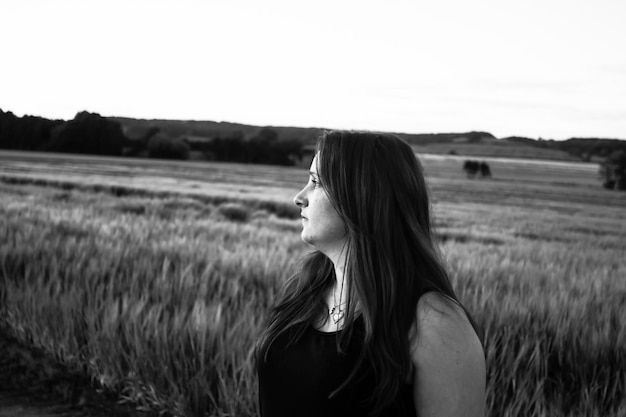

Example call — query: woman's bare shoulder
[415,292,478,344]
[411,291,486,417]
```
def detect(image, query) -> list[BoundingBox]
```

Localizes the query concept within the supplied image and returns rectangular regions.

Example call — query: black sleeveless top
[257,318,417,417]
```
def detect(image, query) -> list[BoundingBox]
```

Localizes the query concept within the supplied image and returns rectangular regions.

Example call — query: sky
[2,0,625,140]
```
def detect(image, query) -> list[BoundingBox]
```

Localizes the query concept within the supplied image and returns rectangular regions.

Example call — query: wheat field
[0,150,625,416]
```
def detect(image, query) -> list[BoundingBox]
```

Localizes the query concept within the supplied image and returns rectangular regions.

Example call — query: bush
[599,150,626,191]
[603,180,616,190]
[463,160,491,178]
[217,203,250,222]
[147,134,190,160]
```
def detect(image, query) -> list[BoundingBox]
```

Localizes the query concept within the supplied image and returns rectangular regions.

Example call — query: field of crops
[0,150,625,417]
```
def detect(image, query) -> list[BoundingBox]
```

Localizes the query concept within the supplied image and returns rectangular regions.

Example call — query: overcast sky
[2,0,625,140]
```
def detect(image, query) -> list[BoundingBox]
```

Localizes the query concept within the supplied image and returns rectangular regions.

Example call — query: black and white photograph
[1,1,625,416]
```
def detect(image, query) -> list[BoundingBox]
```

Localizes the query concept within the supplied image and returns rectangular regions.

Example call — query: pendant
[329,306,345,324]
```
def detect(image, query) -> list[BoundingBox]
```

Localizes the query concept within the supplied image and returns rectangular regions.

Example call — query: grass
[0,150,625,416]
[0,187,295,416]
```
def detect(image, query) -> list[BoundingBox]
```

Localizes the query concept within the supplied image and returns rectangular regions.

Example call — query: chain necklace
[329,276,345,325]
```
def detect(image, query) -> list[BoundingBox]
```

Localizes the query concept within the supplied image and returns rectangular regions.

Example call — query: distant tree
[463,160,492,179]
[246,128,278,163]
[46,111,125,156]
[202,128,302,165]
[0,109,64,151]
[147,133,190,160]
[29,117,49,149]
[246,128,302,165]
[275,137,304,165]
[480,161,492,177]
[217,131,246,161]
[599,150,626,190]
[463,160,479,178]
[123,126,160,156]
[0,110,18,149]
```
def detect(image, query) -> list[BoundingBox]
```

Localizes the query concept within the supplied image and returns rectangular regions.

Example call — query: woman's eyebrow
[309,171,318,177]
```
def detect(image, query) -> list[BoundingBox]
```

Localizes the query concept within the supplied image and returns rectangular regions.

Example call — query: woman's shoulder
[410,291,486,416]
[413,291,482,353]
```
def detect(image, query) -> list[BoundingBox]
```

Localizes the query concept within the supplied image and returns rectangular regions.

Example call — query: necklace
[329,276,345,324]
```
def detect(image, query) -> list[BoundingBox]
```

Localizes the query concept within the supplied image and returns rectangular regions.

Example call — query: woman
[257,131,485,417]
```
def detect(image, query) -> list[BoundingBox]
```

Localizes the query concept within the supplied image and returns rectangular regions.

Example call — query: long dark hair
[258,130,464,414]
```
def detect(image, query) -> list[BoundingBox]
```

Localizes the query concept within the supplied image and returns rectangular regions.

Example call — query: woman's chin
[300,234,313,245]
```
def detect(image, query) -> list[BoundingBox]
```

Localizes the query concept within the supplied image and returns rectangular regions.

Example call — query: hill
[112,116,500,148]
[112,116,626,162]
[111,116,322,145]
[2,108,626,163]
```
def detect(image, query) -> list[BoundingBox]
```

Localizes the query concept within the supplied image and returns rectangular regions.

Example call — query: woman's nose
[293,188,307,207]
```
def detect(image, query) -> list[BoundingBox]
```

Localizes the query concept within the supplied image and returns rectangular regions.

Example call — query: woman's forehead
[309,154,319,172]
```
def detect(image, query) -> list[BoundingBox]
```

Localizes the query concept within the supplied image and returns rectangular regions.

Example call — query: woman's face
[293,154,347,252]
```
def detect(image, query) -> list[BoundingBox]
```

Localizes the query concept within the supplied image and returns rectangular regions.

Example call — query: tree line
[0,109,129,156]
[193,128,304,165]
[0,110,304,166]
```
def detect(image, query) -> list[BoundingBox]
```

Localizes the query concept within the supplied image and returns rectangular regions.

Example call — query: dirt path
[0,327,142,417]
[0,390,83,417]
